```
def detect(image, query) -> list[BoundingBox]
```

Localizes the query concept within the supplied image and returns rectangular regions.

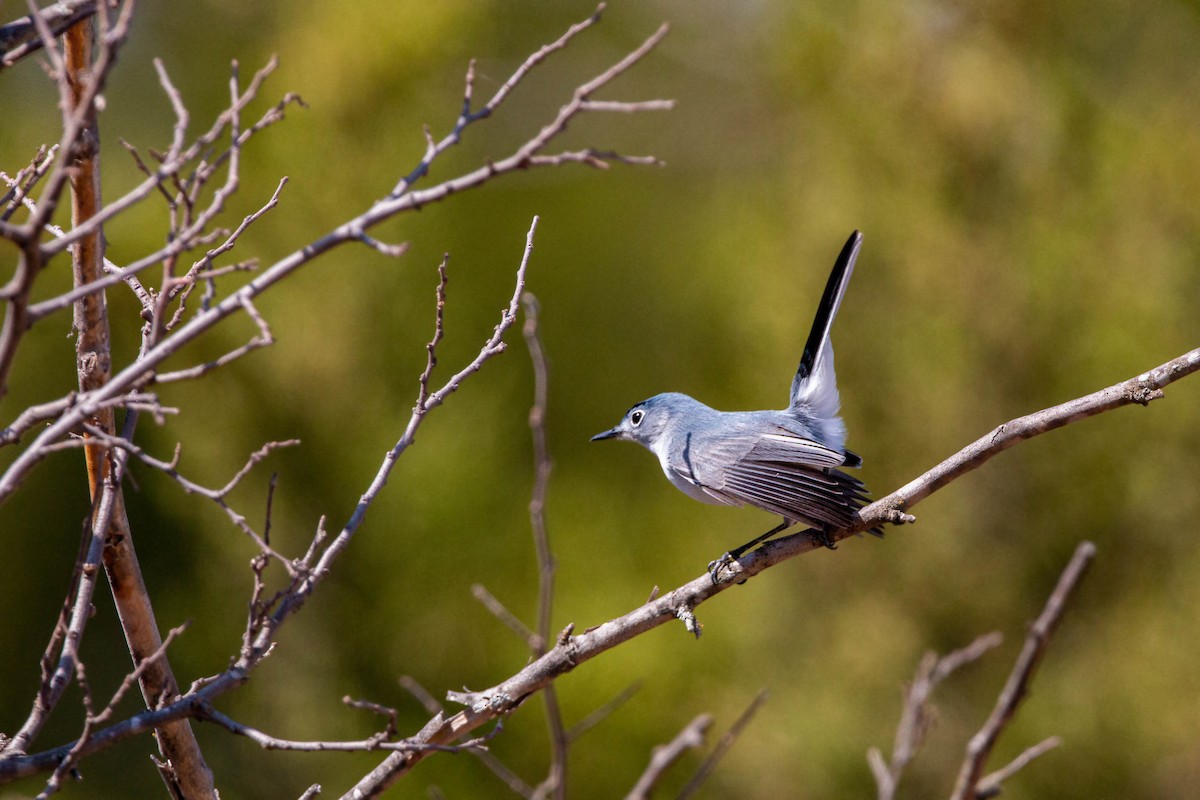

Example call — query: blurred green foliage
[2,1,1199,798]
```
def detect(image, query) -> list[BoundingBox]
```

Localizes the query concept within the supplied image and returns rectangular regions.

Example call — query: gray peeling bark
[65,20,216,800]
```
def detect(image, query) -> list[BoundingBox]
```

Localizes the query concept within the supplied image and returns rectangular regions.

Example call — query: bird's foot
[707,552,745,585]
[811,528,839,550]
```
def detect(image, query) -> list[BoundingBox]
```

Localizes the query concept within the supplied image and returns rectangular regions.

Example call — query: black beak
[591,427,621,441]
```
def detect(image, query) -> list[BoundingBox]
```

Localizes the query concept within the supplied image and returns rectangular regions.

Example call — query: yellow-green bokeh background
[2,1,1199,797]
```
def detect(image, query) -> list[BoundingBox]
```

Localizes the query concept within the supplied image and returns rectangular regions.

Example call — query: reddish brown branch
[0,1,95,67]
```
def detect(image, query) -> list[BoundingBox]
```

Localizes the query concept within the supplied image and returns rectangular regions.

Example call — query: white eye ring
[630,409,645,426]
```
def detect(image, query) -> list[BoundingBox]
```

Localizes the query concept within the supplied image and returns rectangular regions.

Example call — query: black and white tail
[788,230,863,456]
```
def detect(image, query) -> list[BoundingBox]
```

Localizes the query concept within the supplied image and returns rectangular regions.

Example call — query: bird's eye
[630,409,645,426]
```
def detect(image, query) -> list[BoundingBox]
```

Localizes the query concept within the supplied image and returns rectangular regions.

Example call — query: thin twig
[676,690,768,800]
[975,736,1062,799]
[625,714,712,800]
[472,584,538,649]
[415,255,450,414]
[567,681,641,743]
[522,290,567,800]
[950,542,1095,800]
[869,632,1003,800]
[40,622,191,797]
[199,706,494,754]
[524,291,556,656]
[154,294,274,383]
[76,428,300,569]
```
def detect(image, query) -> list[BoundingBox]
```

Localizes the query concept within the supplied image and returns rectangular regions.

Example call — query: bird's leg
[708,518,794,583]
[729,519,794,559]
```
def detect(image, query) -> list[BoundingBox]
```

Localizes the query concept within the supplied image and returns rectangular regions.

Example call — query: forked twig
[868,632,1003,800]
[950,542,1094,800]
[677,690,768,799]
[625,713,712,800]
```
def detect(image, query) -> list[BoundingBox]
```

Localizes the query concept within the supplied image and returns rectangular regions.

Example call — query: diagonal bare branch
[340,339,1198,797]
[625,713,712,800]
[676,690,768,800]
[869,632,1003,800]
[950,542,1094,800]
[975,736,1061,799]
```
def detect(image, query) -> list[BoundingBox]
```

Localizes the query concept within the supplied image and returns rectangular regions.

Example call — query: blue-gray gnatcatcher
[592,230,877,563]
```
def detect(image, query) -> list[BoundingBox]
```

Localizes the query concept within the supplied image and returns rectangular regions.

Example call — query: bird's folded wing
[736,433,868,528]
[677,428,870,528]
[745,432,848,467]
[714,460,869,530]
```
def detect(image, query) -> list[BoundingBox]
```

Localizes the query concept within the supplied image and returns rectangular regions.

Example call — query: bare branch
[713,345,1200,583]
[566,681,641,742]
[415,255,450,414]
[472,584,538,649]
[676,690,767,800]
[579,99,676,113]
[84,430,301,567]
[523,291,556,657]
[0,146,57,223]
[0,395,76,446]
[975,736,1062,799]
[0,7,671,780]
[164,176,289,321]
[521,290,567,800]
[388,3,608,198]
[154,294,274,383]
[526,150,664,169]
[357,234,409,258]
[870,633,1003,800]
[4,421,133,758]
[343,697,399,739]
[399,676,534,798]
[39,622,190,796]
[950,542,1095,800]
[198,706,494,754]
[625,713,712,800]
[0,0,670,499]
[40,55,285,261]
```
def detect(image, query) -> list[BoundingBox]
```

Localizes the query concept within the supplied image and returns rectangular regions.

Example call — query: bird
[591,230,877,570]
